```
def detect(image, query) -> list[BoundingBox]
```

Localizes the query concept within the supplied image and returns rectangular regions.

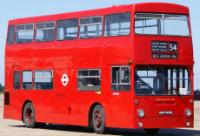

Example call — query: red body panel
[134,96,194,128]
[4,2,194,129]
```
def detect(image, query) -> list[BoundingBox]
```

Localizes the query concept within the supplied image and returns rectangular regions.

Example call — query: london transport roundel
[61,74,69,86]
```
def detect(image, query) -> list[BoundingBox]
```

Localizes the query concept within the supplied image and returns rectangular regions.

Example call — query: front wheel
[145,129,160,135]
[91,105,105,134]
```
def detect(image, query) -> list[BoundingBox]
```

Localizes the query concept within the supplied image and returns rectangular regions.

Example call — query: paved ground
[0,94,199,136]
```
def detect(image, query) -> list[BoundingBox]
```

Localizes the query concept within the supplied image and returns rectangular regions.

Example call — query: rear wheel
[23,102,36,128]
[91,105,105,134]
[23,102,46,128]
[145,129,160,135]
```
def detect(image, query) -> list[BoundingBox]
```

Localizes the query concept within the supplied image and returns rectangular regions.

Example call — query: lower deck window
[112,66,130,91]
[34,71,53,89]
[78,69,100,91]
[14,71,20,89]
[135,67,191,95]
[22,71,33,89]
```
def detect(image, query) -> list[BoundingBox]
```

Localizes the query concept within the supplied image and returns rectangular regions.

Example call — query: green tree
[195,89,200,92]
[0,83,4,93]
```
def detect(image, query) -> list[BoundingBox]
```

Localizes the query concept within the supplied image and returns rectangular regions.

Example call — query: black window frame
[34,70,53,90]
[111,66,131,91]
[79,16,103,39]
[13,71,21,90]
[104,12,131,37]
[22,71,33,90]
[57,18,79,41]
[134,66,191,96]
[77,69,101,91]
[15,24,34,44]
[7,25,15,45]
[134,13,190,37]
[35,21,56,42]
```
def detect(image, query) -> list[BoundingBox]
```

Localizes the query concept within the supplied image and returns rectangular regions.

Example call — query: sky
[0,0,200,89]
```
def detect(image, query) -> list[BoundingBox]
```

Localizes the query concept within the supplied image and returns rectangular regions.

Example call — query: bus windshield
[135,13,190,36]
[135,67,191,96]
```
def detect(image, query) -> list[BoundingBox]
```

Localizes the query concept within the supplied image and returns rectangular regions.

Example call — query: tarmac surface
[0,94,200,136]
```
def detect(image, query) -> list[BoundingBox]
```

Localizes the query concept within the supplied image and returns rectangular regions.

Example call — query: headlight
[185,108,192,117]
[138,109,145,118]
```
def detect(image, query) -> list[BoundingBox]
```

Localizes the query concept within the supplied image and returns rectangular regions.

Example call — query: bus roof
[8,2,189,25]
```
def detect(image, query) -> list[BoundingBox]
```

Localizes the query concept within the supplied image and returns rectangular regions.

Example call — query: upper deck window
[57,19,78,40]
[80,16,102,39]
[7,25,15,45]
[36,22,55,42]
[135,13,189,36]
[16,24,34,43]
[105,12,130,36]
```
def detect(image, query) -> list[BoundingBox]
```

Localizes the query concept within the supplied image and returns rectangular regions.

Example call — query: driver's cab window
[135,67,190,95]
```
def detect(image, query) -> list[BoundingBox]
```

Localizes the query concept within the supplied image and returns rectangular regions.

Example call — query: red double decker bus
[4,2,194,134]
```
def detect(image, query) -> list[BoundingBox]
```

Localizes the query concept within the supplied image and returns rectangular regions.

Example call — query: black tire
[23,102,36,128]
[23,102,46,128]
[91,105,105,134]
[145,129,160,135]
[36,122,46,128]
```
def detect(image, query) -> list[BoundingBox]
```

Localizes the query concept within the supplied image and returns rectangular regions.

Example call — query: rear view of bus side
[4,2,194,134]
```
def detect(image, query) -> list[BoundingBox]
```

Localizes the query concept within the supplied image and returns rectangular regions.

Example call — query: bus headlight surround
[185,108,192,117]
[138,109,145,118]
